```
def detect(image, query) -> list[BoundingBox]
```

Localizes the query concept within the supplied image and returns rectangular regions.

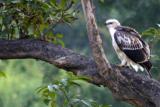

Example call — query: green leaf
[0,71,6,78]
[49,1,59,9]
[69,81,81,87]
[56,33,63,38]
[57,39,65,47]
[80,99,92,107]
[43,99,50,105]
[36,86,48,95]
[60,0,67,9]
[28,25,34,35]
[0,16,2,24]
[49,100,57,107]
[48,92,56,98]
[42,3,51,10]
[50,0,57,5]
[142,27,157,36]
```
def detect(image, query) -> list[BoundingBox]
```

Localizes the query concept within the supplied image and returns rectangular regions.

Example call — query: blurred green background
[0,0,160,107]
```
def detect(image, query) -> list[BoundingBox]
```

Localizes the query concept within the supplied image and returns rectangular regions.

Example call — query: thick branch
[0,39,103,84]
[81,0,112,77]
[0,39,160,107]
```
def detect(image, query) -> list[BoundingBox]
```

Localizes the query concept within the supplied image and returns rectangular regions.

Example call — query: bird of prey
[105,19,152,77]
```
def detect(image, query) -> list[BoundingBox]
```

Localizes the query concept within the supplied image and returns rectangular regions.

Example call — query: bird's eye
[105,22,113,25]
[108,22,113,25]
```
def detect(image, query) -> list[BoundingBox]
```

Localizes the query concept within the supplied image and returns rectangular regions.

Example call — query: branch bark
[0,39,160,107]
[81,0,112,77]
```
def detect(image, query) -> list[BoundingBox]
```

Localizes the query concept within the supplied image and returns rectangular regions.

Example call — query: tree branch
[0,39,103,84]
[0,39,160,107]
[81,0,112,77]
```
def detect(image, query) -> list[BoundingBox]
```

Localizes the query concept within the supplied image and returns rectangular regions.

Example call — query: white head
[105,19,121,29]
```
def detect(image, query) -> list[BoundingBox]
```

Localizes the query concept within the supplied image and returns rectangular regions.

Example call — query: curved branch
[0,39,160,107]
[0,39,103,84]
[81,0,112,77]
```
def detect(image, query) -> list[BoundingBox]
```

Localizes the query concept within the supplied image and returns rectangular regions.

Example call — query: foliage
[142,26,160,47]
[37,72,110,107]
[0,60,46,107]
[142,26,160,73]
[142,27,160,45]
[0,71,6,78]
[142,27,160,37]
[0,0,78,45]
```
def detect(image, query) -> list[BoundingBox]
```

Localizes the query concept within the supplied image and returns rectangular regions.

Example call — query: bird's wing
[114,26,150,63]
[115,26,141,37]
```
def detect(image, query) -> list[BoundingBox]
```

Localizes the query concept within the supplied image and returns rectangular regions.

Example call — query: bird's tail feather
[139,61,152,77]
